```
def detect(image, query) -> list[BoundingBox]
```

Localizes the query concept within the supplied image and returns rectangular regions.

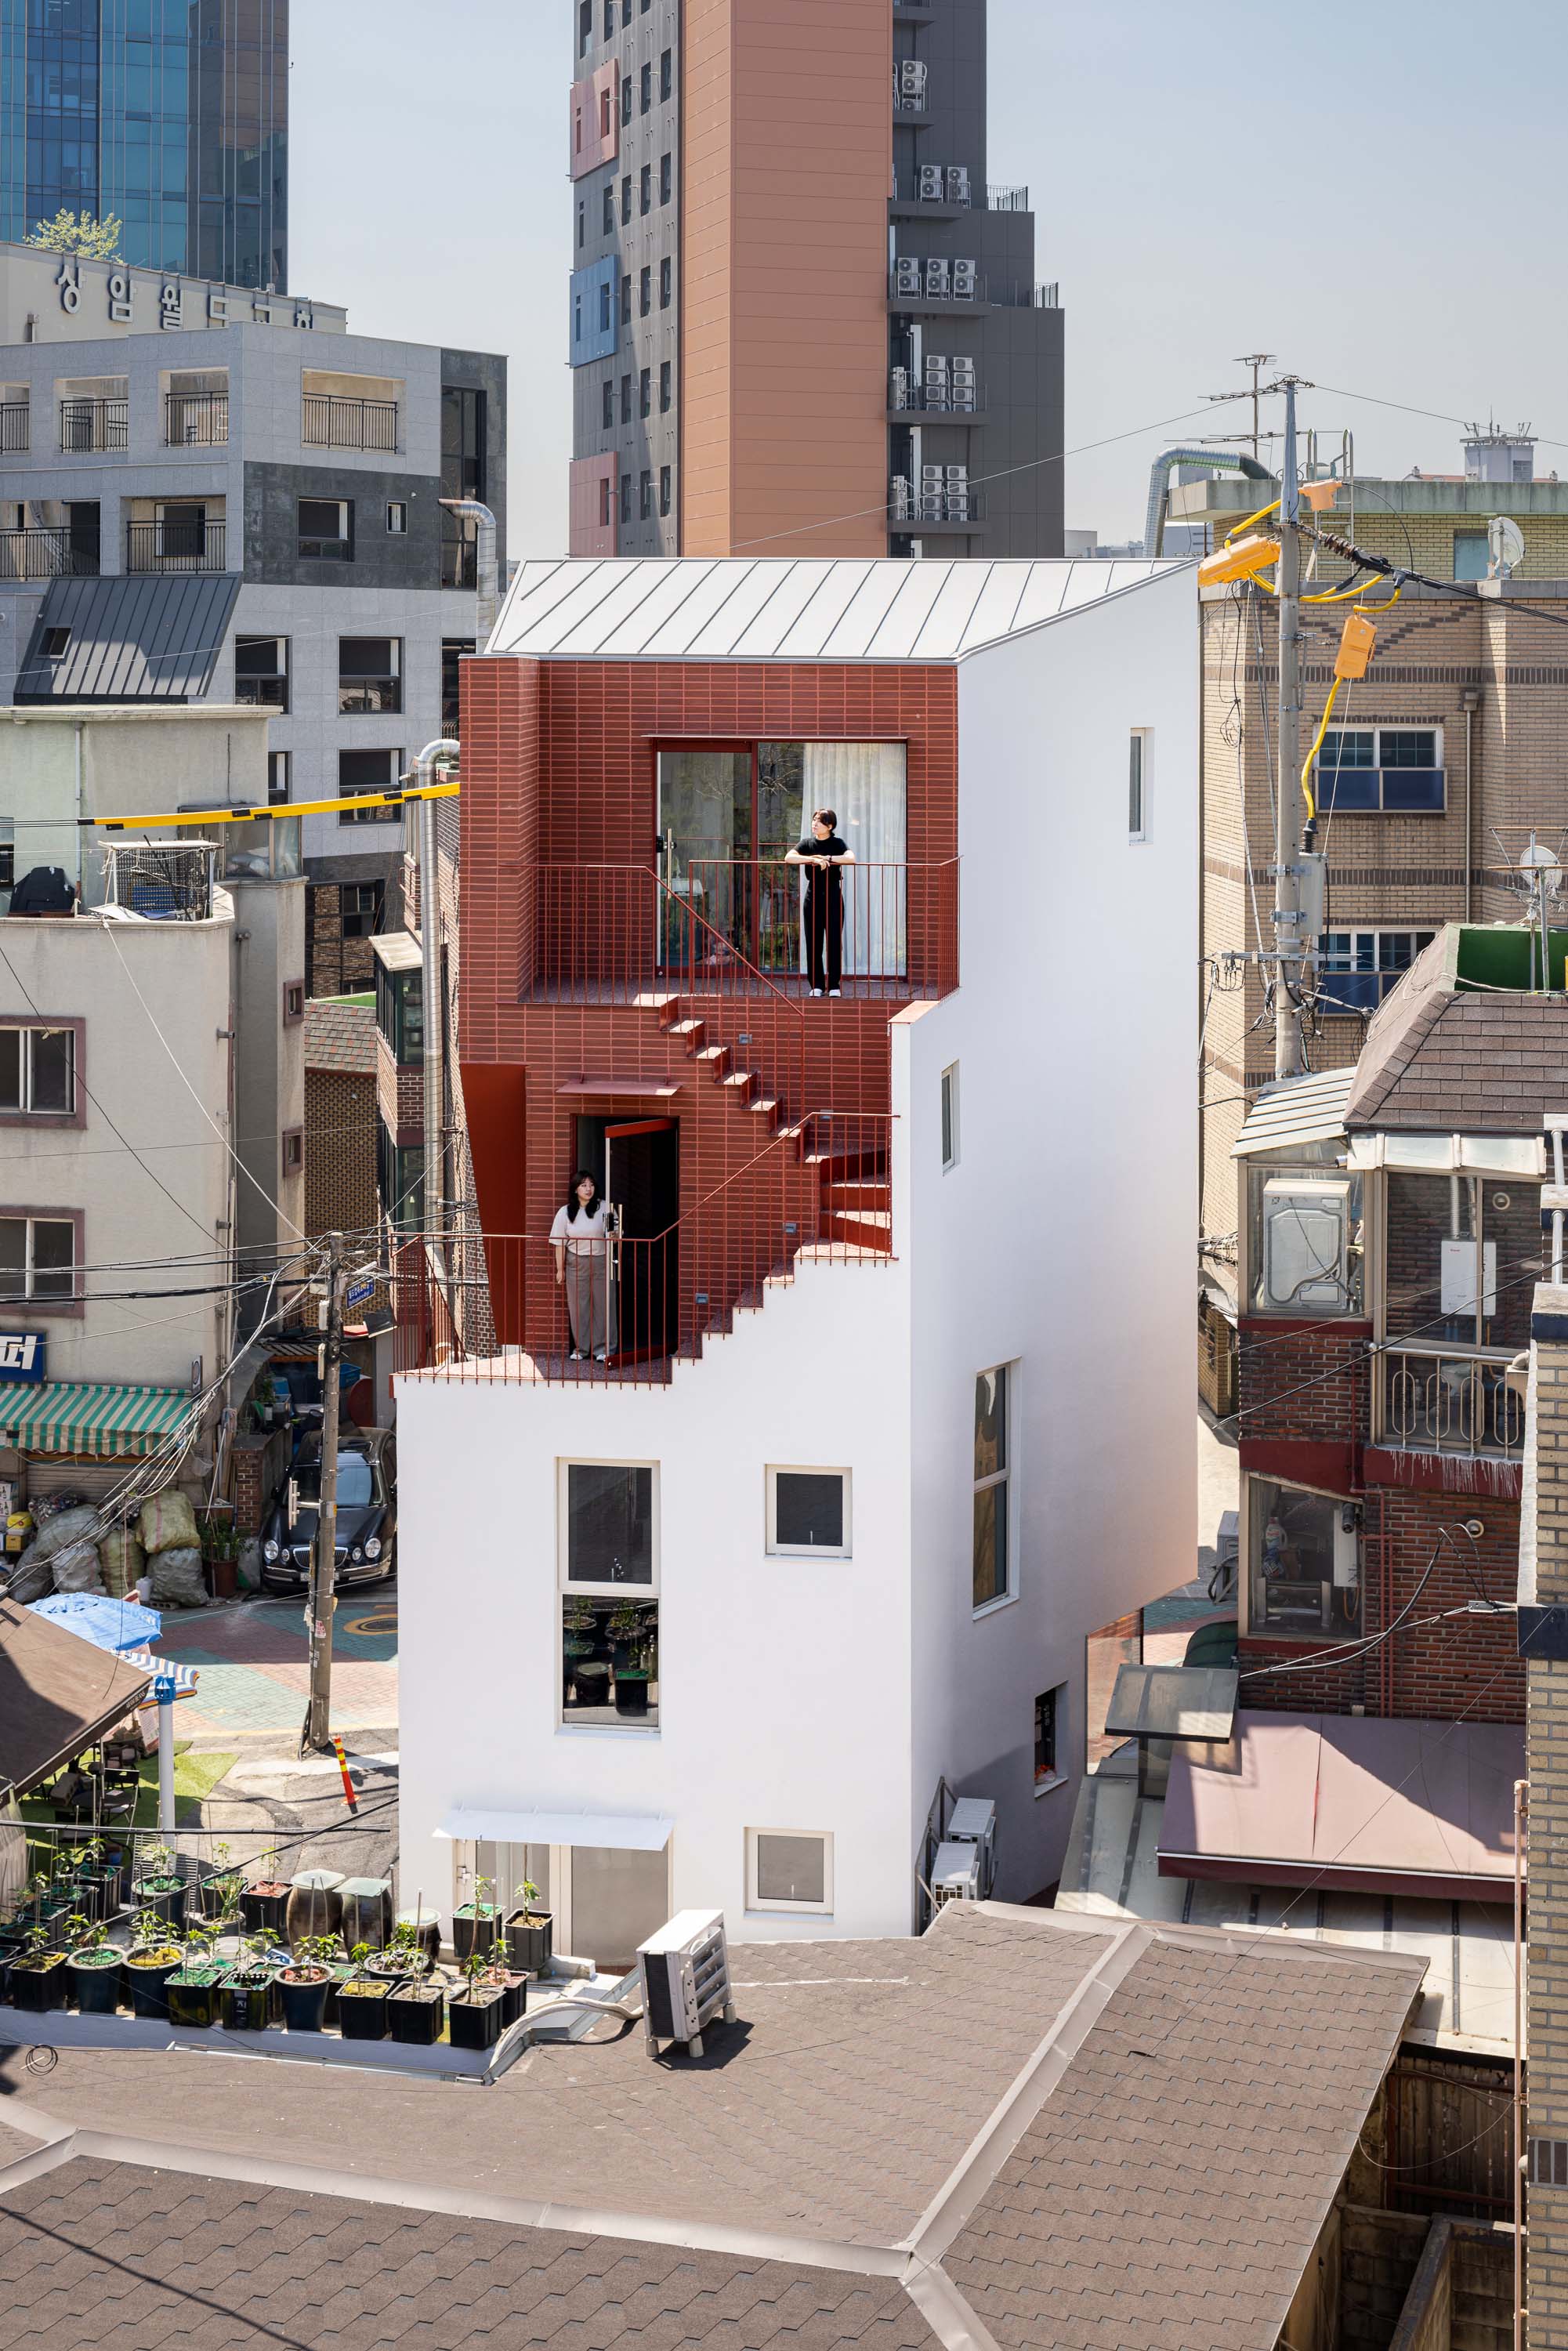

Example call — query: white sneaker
[595,1349,607,1362]
[811,988,824,998]
[828,989,842,998]
[568,1349,582,1361]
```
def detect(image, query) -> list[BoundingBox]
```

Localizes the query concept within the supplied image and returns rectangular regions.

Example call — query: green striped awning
[0,1382,194,1458]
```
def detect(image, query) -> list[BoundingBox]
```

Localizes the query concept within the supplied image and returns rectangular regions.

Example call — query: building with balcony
[0,703,303,1505]
[392,551,1197,1959]
[1196,429,1568,1259]
[0,0,288,290]
[567,0,1062,560]
[0,234,506,996]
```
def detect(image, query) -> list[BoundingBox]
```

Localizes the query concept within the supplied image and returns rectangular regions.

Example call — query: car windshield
[294,1452,374,1509]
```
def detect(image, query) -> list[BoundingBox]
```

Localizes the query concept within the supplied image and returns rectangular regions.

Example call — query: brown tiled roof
[1345,929,1568,1134]
[304,998,378,1075]
[0,1907,1424,2351]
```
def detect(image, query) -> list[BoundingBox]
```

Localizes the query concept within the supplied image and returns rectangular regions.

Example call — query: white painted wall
[397,563,1200,1950]
[398,1248,914,1941]
[902,566,1200,1902]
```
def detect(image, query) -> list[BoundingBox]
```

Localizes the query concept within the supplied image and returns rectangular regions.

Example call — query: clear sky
[291,0,1568,554]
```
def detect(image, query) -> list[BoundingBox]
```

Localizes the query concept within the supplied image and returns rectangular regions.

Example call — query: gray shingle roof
[14,573,240,701]
[0,1906,1425,2351]
[304,998,378,1074]
[1345,927,1568,1135]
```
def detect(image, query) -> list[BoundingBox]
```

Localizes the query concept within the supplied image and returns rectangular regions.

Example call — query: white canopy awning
[439,1806,673,1852]
[1346,1132,1546,1177]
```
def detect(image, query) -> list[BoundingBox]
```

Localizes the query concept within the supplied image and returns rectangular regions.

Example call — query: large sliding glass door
[657,741,907,978]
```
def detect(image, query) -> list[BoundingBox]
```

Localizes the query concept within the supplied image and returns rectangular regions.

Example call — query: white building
[395,554,1199,1963]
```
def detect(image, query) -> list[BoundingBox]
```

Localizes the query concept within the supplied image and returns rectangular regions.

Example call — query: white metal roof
[1231,1067,1357,1159]
[486,556,1186,664]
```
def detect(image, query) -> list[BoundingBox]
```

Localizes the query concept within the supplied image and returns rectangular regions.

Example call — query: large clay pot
[337,1877,393,1951]
[284,1868,343,1948]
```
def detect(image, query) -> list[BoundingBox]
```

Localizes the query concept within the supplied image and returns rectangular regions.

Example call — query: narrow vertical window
[940,1063,958,1172]
[1128,730,1149,842]
[972,1366,1012,1609]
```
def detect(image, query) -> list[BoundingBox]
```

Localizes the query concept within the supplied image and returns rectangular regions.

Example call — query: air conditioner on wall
[952,259,977,298]
[899,57,928,95]
[946,165,970,204]
[918,163,945,201]
[925,258,951,295]
[895,256,922,296]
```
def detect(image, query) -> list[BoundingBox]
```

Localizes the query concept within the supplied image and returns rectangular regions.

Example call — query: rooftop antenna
[1519,835,1563,992]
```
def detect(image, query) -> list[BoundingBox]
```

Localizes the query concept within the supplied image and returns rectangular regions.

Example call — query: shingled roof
[1345,925,1568,1134]
[0,1904,1424,2351]
[303,998,377,1076]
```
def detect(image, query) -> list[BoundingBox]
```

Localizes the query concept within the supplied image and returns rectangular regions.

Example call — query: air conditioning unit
[946,1796,998,1896]
[918,163,945,201]
[946,165,970,205]
[638,1910,735,2059]
[889,366,909,410]
[925,257,951,295]
[889,475,912,519]
[894,255,922,296]
[930,1842,981,1904]
[952,259,978,299]
[1260,1176,1354,1313]
[899,57,928,96]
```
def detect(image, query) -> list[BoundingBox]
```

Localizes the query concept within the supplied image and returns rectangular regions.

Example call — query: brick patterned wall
[303,1066,377,1240]
[1238,1318,1371,1449]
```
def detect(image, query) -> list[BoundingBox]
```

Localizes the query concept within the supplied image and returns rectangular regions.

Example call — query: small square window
[42,627,71,661]
[1128,730,1149,842]
[1034,1686,1066,1789]
[659,255,672,308]
[386,500,407,534]
[640,265,652,317]
[940,1062,958,1171]
[767,1468,850,1557]
[283,980,305,1024]
[659,464,671,517]
[748,1829,831,1913]
[282,1127,304,1176]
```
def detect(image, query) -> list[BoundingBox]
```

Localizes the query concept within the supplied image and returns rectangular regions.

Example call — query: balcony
[302,392,400,452]
[125,519,227,574]
[0,527,98,582]
[165,390,229,446]
[887,380,982,418]
[889,486,983,531]
[59,397,127,452]
[1378,1343,1525,1464]
[0,403,28,453]
[889,270,988,311]
[893,88,930,117]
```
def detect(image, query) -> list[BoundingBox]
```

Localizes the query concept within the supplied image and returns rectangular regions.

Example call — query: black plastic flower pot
[488,1972,528,2029]
[451,1905,496,1964]
[136,1878,186,1930]
[239,1886,289,1936]
[9,1956,67,2012]
[125,1953,181,2019]
[67,1954,123,2014]
[277,1969,331,2034]
[219,1972,273,2032]
[335,1982,392,2041]
[505,1910,554,1972]
[322,1962,357,2027]
[388,1983,444,2045]
[165,1968,224,2028]
[447,1988,505,2051]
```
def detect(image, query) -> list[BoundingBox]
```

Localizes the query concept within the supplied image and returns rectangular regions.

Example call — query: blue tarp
[28,1592,164,1652]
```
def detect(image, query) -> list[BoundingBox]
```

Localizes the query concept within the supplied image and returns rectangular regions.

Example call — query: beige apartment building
[1194,431,1568,1275]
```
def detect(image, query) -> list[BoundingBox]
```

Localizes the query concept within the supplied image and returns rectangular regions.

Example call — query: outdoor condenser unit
[638,1909,735,2058]
[918,163,945,201]
[946,1795,997,1896]
[895,256,922,295]
[1260,1176,1353,1314]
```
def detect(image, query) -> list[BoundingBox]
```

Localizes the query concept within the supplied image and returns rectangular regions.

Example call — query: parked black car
[259,1429,396,1594]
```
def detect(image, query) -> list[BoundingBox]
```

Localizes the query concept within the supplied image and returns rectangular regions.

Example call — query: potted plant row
[505,1876,554,1973]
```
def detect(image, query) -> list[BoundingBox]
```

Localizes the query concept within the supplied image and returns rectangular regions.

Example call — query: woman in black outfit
[786,808,855,995]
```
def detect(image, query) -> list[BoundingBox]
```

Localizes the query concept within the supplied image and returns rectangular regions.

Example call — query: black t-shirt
[796,834,849,882]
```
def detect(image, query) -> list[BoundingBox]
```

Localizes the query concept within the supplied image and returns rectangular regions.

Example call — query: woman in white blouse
[551,1171,617,1361]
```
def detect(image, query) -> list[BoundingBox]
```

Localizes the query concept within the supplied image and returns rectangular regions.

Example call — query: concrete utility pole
[303,1232,344,1754]
[1236,353,1275,461]
[1273,377,1306,1081]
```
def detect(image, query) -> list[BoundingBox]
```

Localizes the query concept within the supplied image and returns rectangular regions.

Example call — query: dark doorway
[574,1116,680,1360]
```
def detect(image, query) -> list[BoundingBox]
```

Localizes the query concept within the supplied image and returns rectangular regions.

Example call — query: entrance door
[656,747,751,969]
[575,1115,680,1360]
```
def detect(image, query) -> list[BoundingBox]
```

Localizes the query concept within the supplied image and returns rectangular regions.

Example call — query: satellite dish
[1519,835,1562,893]
[1489,516,1526,577]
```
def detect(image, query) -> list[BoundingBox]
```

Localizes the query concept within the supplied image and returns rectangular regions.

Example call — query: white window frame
[0,1025,75,1116]
[1128,729,1150,842]
[1034,1682,1068,1796]
[972,1360,1017,1617]
[556,1456,660,1734]
[940,1061,959,1172]
[766,1465,851,1559]
[386,501,407,534]
[746,1827,833,1914]
[0,1212,77,1300]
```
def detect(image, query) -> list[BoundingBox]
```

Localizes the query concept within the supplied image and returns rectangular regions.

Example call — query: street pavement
[152,1584,400,1744]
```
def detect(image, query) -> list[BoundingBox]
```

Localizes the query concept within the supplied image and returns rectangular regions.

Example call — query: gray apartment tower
[567,0,1063,560]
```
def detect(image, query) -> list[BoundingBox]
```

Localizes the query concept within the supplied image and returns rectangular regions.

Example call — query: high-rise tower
[0,0,288,292]
[567,0,1063,559]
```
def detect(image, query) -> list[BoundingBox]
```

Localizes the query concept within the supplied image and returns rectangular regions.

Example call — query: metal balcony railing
[60,397,127,451]
[165,390,229,445]
[0,527,98,581]
[889,269,986,306]
[986,183,1030,212]
[0,402,28,452]
[889,486,984,527]
[301,393,400,451]
[888,379,980,415]
[893,86,929,114]
[1378,1343,1525,1462]
[125,519,227,573]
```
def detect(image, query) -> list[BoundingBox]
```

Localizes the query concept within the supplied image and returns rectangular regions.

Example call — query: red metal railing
[395,1113,893,1387]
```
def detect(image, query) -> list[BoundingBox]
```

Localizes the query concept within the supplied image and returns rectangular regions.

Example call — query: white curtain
[800,744,908,977]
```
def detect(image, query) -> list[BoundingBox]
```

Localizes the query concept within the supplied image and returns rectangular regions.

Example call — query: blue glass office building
[0,0,288,290]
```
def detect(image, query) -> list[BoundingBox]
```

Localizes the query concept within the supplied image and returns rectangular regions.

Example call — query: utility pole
[1237,353,1275,462]
[1273,376,1305,1080]
[303,1232,344,1754]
